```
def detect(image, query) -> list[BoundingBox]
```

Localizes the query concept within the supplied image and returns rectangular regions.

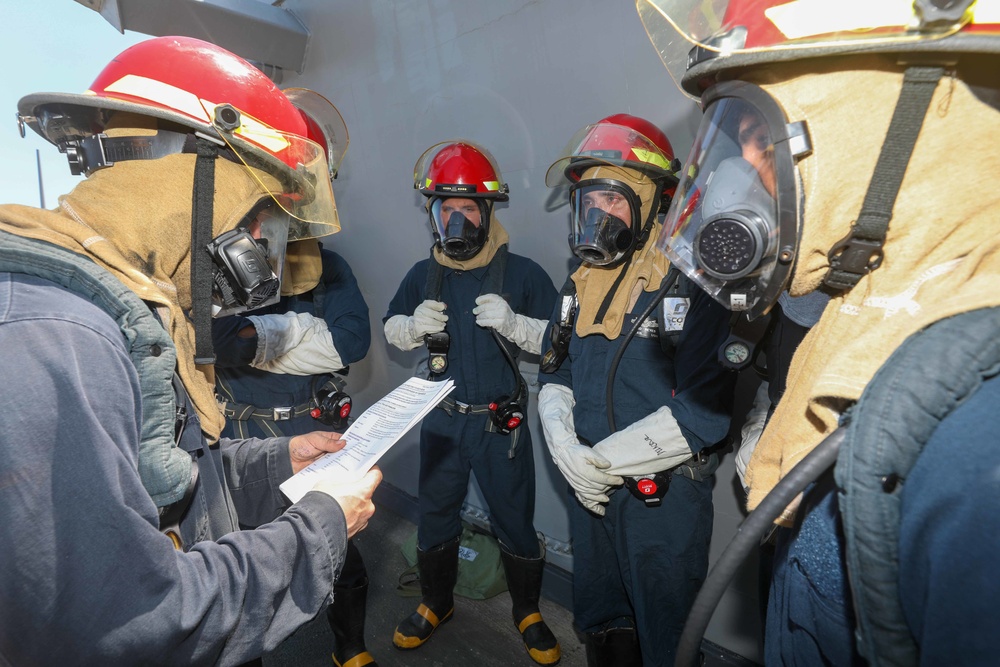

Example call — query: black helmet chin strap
[192,135,220,365]
[824,64,947,291]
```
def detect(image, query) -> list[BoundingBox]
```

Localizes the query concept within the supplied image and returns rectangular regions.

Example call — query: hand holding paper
[288,431,348,474]
[280,377,455,503]
[311,466,382,537]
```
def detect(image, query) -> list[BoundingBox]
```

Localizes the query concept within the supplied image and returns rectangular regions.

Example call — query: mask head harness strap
[824,63,947,291]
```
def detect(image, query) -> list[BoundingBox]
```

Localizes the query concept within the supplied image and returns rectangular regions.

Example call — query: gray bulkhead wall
[280,0,762,661]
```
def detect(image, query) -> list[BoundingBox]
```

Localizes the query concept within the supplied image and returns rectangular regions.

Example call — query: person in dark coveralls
[638,1,1000,665]
[211,93,378,667]
[537,114,735,667]
[0,36,380,665]
[383,140,561,665]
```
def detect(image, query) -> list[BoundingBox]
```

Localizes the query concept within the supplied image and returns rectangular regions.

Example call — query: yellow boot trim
[416,603,441,627]
[517,613,561,666]
[517,612,544,634]
[528,645,562,665]
[332,651,375,667]
[392,604,453,650]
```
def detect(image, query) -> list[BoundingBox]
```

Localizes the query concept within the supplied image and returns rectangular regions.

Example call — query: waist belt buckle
[624,472,671,507]
[272,407,293,421]
[454,400,472,415]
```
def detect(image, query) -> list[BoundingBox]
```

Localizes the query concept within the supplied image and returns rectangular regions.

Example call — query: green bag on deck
[397,523,508,600]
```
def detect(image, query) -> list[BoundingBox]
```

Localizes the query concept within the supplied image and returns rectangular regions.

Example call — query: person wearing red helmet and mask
[210,91,378,667]
[383,140,561,665]
[536,114,735,666]
[638,1,1000,664]
[0,36,380,665]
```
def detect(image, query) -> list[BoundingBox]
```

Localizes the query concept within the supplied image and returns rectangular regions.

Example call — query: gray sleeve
[222,435,295,526]
[0,295,348,666]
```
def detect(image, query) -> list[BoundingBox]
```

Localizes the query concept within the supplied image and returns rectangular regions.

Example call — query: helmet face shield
[658,81,803,318]
[636,0,986,98]
[429,197,490,260]
[546,120,676,187]
[208,102,340,241]
[569,181,641,266]
[414,140,509,200]
[281,88,349,181]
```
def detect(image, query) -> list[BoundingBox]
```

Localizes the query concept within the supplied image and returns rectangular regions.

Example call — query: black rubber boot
[501,547,561,665]
[584,626,642,667]
[328,580,378,667]
[392,536,460,650]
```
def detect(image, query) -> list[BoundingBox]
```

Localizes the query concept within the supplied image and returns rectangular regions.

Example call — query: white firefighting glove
[253,326,344,376]
[736,381,771,493]
[383,299,448,351]
[247,312,324,365]
[592,405,694,477]
[538,383,623,516]
[473,293,547,354]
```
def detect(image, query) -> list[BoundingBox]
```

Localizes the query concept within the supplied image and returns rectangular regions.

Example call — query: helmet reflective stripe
[631,148,671,171]
[101,74,210,123]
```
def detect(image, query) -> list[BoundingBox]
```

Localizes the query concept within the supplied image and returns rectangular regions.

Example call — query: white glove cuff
[384,314,424,351]
[510,315,547,355]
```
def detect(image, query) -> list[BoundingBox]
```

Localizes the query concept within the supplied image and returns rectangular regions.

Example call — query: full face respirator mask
[658,81,810,319]
[568,180,643,267]
[208,200,289,317]
[430,197,489,260]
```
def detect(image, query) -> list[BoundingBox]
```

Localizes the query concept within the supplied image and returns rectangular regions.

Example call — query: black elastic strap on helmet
[192,136,219,365]
[824,65,946,291]
[62,131,190,176]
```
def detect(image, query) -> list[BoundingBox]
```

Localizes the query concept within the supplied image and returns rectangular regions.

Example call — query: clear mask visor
[569,182,639,266]
[430,197,489,260]
[658,95,786,315]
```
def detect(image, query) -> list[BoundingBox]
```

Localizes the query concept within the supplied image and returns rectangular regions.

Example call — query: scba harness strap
[218,374,350,436]
[540,268,690,374]
[423,246,528,446]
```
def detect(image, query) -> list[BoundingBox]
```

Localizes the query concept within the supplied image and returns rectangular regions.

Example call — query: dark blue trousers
[417,407,540,557]
[569,474,713,667]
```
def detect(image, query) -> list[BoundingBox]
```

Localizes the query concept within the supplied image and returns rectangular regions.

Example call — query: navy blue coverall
[384,251,557,556]
[213,245,371,584]
[538,281,734,667]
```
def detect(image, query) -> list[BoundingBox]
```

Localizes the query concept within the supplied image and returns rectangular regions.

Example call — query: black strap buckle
[824,232,885,290]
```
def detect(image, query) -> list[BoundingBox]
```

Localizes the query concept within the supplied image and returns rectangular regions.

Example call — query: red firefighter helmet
[636,0,1000,98]
[17,35,339,237]
[546,113,679,196]
[414,140,510,201]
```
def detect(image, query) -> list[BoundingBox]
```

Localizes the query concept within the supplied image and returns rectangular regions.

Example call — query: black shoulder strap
[311,278,326,318]
[657,268,688,350]
[424,253,445,301]
[480,245,508,297]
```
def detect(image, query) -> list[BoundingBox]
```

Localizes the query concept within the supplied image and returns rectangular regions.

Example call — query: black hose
[491,329,527,402]
[674,426,847,667]
[605,267,679,432]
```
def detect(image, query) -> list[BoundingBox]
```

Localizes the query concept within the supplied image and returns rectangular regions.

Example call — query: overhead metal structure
[73,0,309,73]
